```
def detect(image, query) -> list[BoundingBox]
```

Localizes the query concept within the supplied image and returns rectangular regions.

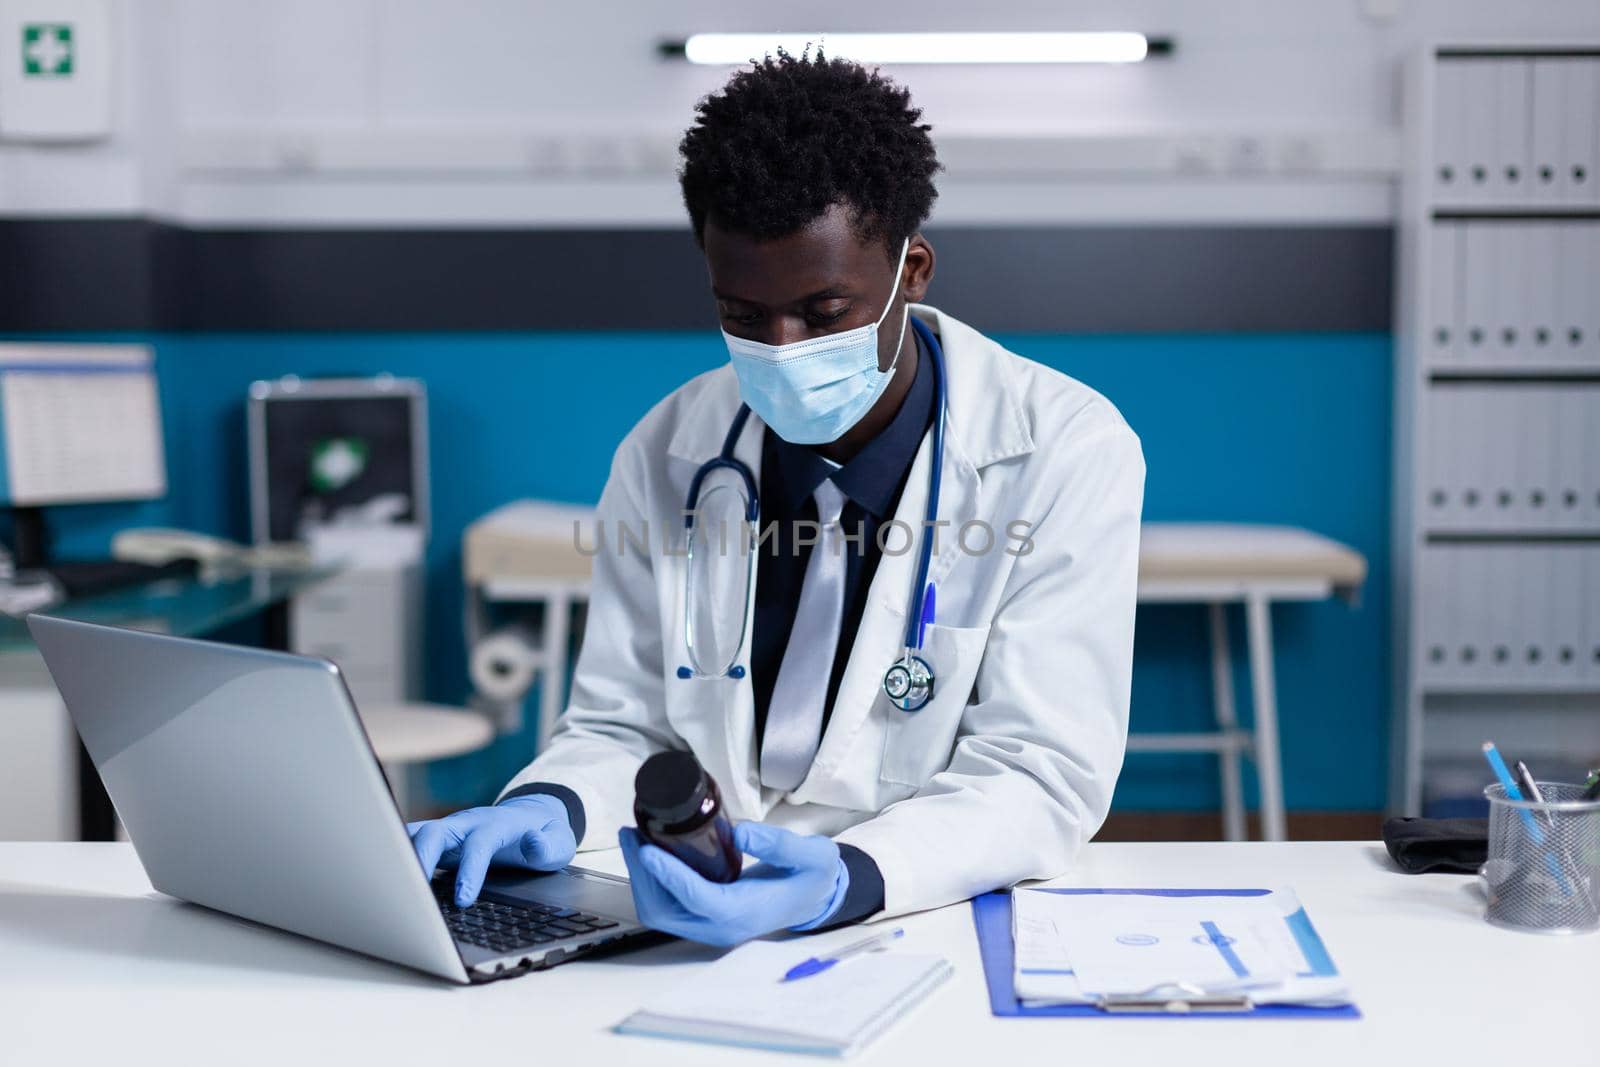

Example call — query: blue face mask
[723,240,910,445]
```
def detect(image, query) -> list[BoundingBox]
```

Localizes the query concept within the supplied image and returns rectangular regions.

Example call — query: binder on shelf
[1418,546,1453,686]
[1503,545,1525,684]
[1544,388,1570,527]
[1423,388,1453,527]
[1550,225,1571,369]
[1509,388,1527,529]
[1495,388,1518,528]
[1428,222,1461,368]
[1487,388,1520,529]
[1523,223,1559,367]
[1507,553,1528,683]
[1560,59,1600,207]
[1461,224,1494,366]
[1433,388,1459,531]
[1530,59,1567,204]
[1566,545,1588,683]
[1456,545,1480,683]
[1433,59,1470,204]
[1585,546,1600,686]
[1461,545,1481,685]
[1553,389,1586,531]
[1537,546,1557,684]
[1554,225,1588,369]
[1453,387,1481,529]
[1506,545,1531,682]
[1495,224,1529,368]
[1515,545,1541,686]
[1446,386,1475,529]
[1485,546,1515,680]
[1591,225,1600,367]
[1448,546,1470,686]
[1479,387,1503,526]
[1458,385,1482,528]
[1581,548,1591,688]
[1451,545,1472,685]
[1529,220,1555,367]
[1582,224,1600,366]
[1551,543,1583,683]
[1542,387,1568,526]
[1460,59,1499,205]
[1492,59,1531,204]
[1585,392,1600,530]
[1516,388,1542,531]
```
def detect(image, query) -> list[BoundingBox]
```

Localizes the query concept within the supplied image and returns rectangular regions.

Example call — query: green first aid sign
[23,23,73,77]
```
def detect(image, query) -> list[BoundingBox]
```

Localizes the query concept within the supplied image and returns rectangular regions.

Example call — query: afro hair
[678,48,941,259]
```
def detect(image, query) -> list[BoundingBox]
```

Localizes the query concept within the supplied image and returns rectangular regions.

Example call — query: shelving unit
[1392,44,1600,815]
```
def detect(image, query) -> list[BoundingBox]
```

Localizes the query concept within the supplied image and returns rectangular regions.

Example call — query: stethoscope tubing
[902,316,946,654]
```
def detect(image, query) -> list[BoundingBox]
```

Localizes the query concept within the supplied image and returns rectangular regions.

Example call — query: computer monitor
[247,375,429,546]
[0,343,166,565]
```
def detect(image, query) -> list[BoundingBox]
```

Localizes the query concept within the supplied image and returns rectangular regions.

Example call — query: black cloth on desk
[1382,816,1489,874]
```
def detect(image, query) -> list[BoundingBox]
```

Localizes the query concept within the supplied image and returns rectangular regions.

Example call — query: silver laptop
[27,614,647,984]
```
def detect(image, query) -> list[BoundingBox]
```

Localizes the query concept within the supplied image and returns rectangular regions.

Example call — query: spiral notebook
[616,939,952,1057]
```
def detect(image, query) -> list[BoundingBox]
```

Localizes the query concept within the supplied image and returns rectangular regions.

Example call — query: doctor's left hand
[619,822,849,947]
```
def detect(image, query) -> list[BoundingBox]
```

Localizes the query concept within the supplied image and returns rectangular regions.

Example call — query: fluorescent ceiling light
[680,32,1153,65]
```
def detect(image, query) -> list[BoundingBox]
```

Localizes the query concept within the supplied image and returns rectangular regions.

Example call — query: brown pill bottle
[633,750,743,884]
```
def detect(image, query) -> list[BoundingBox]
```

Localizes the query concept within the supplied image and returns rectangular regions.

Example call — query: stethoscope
[677,315,947,713]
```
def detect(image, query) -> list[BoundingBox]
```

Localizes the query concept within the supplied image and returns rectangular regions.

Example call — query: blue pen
[1481,742,1571,896]
[916,584,936,649]
[1482,743,1541,839]
[782,927,905,983]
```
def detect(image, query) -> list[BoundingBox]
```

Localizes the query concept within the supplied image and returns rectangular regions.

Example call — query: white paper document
[1012,888,1351,1008]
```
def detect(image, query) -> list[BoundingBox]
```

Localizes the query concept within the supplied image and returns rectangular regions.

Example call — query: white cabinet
[1393,44,1600,815]
[0,652,76,840]
[290,563,422,706]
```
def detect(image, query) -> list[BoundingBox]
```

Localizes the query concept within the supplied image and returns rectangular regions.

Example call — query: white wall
[3,0,1599,224]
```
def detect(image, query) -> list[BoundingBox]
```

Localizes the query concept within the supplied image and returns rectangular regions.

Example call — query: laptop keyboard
[435,890,620,955]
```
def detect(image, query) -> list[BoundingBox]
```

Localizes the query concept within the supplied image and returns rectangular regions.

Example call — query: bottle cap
[634,750,712,826]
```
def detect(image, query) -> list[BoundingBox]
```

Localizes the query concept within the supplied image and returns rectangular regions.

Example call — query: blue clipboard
[972,888,1361,1019]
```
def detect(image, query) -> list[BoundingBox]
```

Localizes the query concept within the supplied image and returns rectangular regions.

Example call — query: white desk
[1,841,1590,1065]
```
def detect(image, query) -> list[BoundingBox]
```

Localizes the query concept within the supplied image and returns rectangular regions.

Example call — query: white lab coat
[501,304,1145,920]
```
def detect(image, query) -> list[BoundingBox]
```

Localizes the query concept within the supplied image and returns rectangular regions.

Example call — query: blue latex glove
[618,821,849,946]
[407,794,577,907]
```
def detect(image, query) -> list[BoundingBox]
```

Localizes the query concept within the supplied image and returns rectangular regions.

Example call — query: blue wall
[16,330,1392,812]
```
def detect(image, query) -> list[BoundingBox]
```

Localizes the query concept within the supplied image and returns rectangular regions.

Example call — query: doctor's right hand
[407,794,577,908]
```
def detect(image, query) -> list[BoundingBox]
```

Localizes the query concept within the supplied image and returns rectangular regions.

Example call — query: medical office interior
[1,0,1598,1058]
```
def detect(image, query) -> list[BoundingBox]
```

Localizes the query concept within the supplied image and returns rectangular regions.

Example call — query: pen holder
[1480,783,1600,935]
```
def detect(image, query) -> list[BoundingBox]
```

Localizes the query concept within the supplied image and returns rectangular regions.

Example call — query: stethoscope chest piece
[883,654,934,713]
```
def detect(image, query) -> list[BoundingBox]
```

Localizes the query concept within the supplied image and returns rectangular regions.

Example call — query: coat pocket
[878,621,991,787]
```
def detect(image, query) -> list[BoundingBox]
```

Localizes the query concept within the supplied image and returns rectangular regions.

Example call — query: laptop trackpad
[481,866,640,923]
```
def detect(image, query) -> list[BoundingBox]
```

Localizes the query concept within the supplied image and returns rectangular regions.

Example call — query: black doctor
[407,47,1146,947]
